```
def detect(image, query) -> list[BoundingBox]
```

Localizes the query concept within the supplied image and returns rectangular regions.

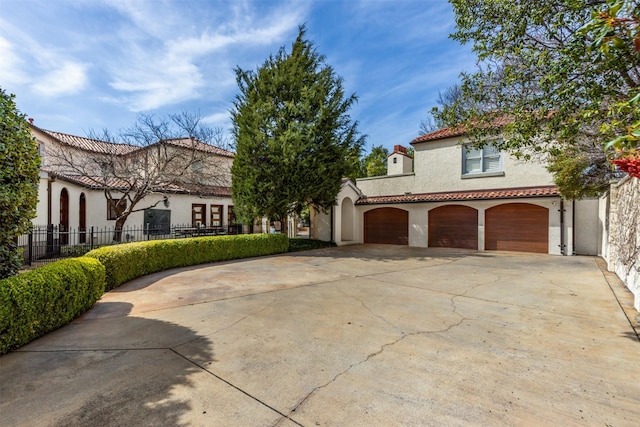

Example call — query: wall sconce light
[163,196,170,208]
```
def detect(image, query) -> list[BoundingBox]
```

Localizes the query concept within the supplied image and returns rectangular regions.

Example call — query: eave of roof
[33,126,234,158]
[48,172,231,197]
[162,138,234,158]
[411,116,513,145]
[355,186,559,205]
[36,127,139,155]
[410,127,466,144]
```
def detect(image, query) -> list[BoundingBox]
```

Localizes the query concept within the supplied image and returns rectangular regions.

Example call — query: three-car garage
[362,201,551,254]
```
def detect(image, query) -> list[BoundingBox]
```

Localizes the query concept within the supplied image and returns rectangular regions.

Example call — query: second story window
[462,144,503,176]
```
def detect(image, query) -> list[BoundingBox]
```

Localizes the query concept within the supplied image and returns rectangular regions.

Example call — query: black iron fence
[18,223,245,267]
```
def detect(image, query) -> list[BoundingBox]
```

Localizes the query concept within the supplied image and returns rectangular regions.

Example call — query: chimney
[393,144,407,154]
[28,118,34,125]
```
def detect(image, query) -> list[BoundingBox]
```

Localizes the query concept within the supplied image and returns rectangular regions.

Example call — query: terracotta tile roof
[39,128,138,155]
[49,172,231,197]
[411,127,466,144]
[355,186,559,205]
[163,138,234,158]
[36,127,234,158]
[411,116,513,145]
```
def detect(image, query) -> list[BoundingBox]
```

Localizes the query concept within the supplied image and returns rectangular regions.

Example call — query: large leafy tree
[231,26,365,230]
[0,89,40,278]
[438,0,640,198]
[361,145,389,177]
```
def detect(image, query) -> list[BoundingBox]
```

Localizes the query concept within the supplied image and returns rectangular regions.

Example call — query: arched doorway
[79,193,86,244]
[59,188,69,245]
[428,205,478,249]
[341,197,354,241]
[364,207,409,245]
[485,203,548,253]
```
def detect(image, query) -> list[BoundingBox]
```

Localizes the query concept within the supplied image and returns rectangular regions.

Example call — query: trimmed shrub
[86,233,289,290]
[0,257,106,354]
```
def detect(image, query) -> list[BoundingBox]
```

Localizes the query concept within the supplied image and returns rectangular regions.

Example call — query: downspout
[559,199,566,255]
[572,200,576,255]
[47,176,53,225]
[330,205,335,243]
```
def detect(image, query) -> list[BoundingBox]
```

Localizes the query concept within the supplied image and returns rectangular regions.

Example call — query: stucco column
[477,207,485,251]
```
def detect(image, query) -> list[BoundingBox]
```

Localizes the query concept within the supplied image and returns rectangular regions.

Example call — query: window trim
[210,204,224,227]
[461,143,504,177]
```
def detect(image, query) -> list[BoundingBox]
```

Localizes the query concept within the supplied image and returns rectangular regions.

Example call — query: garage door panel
[428,205,478,250]
[485,203,548,253]
[364,208,408,245]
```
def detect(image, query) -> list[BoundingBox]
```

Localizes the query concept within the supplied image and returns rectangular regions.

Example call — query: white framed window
[462,144,503,176]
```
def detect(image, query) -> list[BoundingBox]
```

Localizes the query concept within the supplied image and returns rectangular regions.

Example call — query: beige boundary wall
[605,176,640,311]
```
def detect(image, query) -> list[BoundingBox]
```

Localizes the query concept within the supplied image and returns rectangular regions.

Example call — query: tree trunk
[113,216,127,242]
[280,212,289,237]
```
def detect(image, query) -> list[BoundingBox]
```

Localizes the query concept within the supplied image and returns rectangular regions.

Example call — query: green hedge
[86,233,289,291]
[0,234,288,354]
[0,257,106,354]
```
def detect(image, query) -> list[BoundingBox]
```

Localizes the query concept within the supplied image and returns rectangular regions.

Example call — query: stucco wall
[357,136,554,198]
[606,176,640,311]
[356,174,416,197]
[38,177,233,231]
[412,136,554,193]
[574,199,601,255]
[387,152,413,175]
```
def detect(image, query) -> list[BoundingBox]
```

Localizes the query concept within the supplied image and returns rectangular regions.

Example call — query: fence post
[27,232,33,266]
[146,223,150,240]
[89,226,94,251]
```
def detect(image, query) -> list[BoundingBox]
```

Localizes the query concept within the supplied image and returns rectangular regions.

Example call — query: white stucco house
[312,127,602,257]
[29,124,241,240]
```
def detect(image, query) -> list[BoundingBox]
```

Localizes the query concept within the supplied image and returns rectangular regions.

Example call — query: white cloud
[203,111,231,128]
[0,36,29,88]
[106,1,307,111]
[110,60,204,111]
[32,61,90,97]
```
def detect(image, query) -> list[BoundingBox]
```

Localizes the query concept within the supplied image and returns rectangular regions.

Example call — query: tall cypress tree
[0,89,40,278]
[231,26,364,232]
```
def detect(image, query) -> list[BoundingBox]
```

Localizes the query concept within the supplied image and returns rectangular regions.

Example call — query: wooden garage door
[364,208,409,245]
[428,205,478,250]
[485,203,548,253]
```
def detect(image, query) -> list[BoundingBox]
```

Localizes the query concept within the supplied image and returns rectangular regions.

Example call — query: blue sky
[0,0,476,153]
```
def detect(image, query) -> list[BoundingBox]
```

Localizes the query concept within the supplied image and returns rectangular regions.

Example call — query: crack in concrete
[350,257,464,279]
[548,279,579,295]
[282,292,470,422]
[337,285,400,331]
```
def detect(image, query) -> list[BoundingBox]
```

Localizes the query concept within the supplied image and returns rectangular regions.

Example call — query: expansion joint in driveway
[169,348,304,427]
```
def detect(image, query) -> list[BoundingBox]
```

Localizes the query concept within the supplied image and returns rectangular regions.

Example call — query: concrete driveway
[1,245,639,426]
